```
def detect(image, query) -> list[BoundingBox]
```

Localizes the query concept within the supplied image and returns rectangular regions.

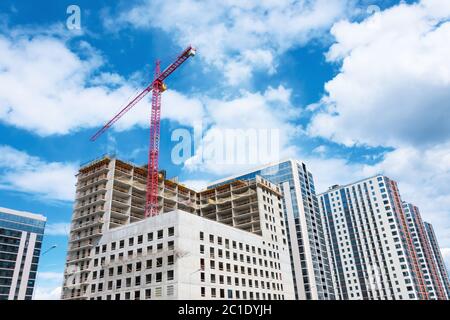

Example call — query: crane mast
[147,61,162,217]
[90,46,196,218]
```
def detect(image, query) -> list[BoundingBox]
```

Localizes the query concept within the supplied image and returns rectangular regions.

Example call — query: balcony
[76,187,106,201]
[132,181,147,191]
[217,203,232,211]
[113,185,130,196]
[77,175,108,192]
[164,183,177,193]
[131,203,145,211]
[132,193,145,202]
[115,168,132,177]
[68,241,94,252]
[73,228,102,241]
[112,196,129,208]
[67,254,91,263]
[110,207,129,220]
[71,218,103,232]
[233,197,257,209]
[78,166,108,182]
[218,213,233,224]
[73,208,105,221]
[74,196,106,210]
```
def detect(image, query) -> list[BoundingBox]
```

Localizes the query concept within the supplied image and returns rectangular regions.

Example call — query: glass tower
[209,159,335,300]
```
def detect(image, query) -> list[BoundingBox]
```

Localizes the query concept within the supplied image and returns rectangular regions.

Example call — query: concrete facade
[403,202,448,299]
[318,176,426,300]
[62,156,294,300]
[209,159,334,300]
[86,210,294,300]
[424,221,450,298]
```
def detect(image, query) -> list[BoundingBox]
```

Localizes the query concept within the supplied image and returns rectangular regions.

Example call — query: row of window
[200,271,284,291]
[201,287,285,300]
[90,285,173,300]
[199,232,280,260]
[92,240,175,267]
[95,227,175,254]
[93,255,175,279]
[90,285,285,300]
[199,244,281,270]
[90,270,175,293]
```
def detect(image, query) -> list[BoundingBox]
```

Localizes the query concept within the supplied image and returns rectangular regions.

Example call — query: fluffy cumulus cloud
[179,179,209,192]
[0,32,131,135]
[34,272,63,300]
[109,0,354,84]
[115,89,204,131]
[0,145,77,201]
[184,85,301,175]
[305,0,450,248]
[45,222,71,236]
[0,29,203,136]
[302,143,450,247]
[308,0,450,148]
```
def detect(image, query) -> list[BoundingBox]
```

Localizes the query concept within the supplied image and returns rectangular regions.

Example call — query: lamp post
[189,268,202,299]
[42,244,57,256]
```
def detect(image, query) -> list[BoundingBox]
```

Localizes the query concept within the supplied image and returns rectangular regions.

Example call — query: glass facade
[0,208,46,300]
[209,160,335,300]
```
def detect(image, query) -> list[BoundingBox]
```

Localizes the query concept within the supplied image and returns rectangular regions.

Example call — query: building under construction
[61,156,294,300]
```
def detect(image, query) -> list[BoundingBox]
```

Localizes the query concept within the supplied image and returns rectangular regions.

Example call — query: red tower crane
[90,45,196,217]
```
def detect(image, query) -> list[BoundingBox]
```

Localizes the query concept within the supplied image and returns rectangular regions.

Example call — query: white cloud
[34,272,63,300]
[306,154,370,193]
[306,142,450,248]
[0,31,138,135]
[45,223,71,236]
[34,286,62,300]
[184,85,301,175]
[180,179,209,192]
[372,144,450,247]
[0,145,77,201]
[36,271,63,281]
[115,89,204,131]
[312,145,328,155]
[441,248,450,273]
[109,0,354,84]
[308,0,450,148]
[0,28,207,136]
[304,0,450,249]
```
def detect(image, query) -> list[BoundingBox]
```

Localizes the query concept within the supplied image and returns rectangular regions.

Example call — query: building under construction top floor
[62,155,289,300]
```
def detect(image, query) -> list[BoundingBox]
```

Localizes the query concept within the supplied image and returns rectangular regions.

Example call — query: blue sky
[0,0,449,299]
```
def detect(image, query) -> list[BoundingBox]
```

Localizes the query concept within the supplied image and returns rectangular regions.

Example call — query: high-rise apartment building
[209,159,334,300]
[318,176,429,300]
[424,222,450,298]
[0,207,46,300]
[61,156,294,300]
[403,202,448,299]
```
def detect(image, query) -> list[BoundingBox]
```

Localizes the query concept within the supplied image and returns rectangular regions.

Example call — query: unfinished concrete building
[61,156,293,300]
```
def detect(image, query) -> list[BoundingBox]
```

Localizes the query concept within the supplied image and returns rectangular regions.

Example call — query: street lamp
[189,268,202,299]
[42,244,57,256]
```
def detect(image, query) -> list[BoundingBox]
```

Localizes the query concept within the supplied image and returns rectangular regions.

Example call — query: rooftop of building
[317,174,386,196]
[0,206,46,221]
[77,154,282,196]
[97,209,268,241]
[208,158,308,187]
